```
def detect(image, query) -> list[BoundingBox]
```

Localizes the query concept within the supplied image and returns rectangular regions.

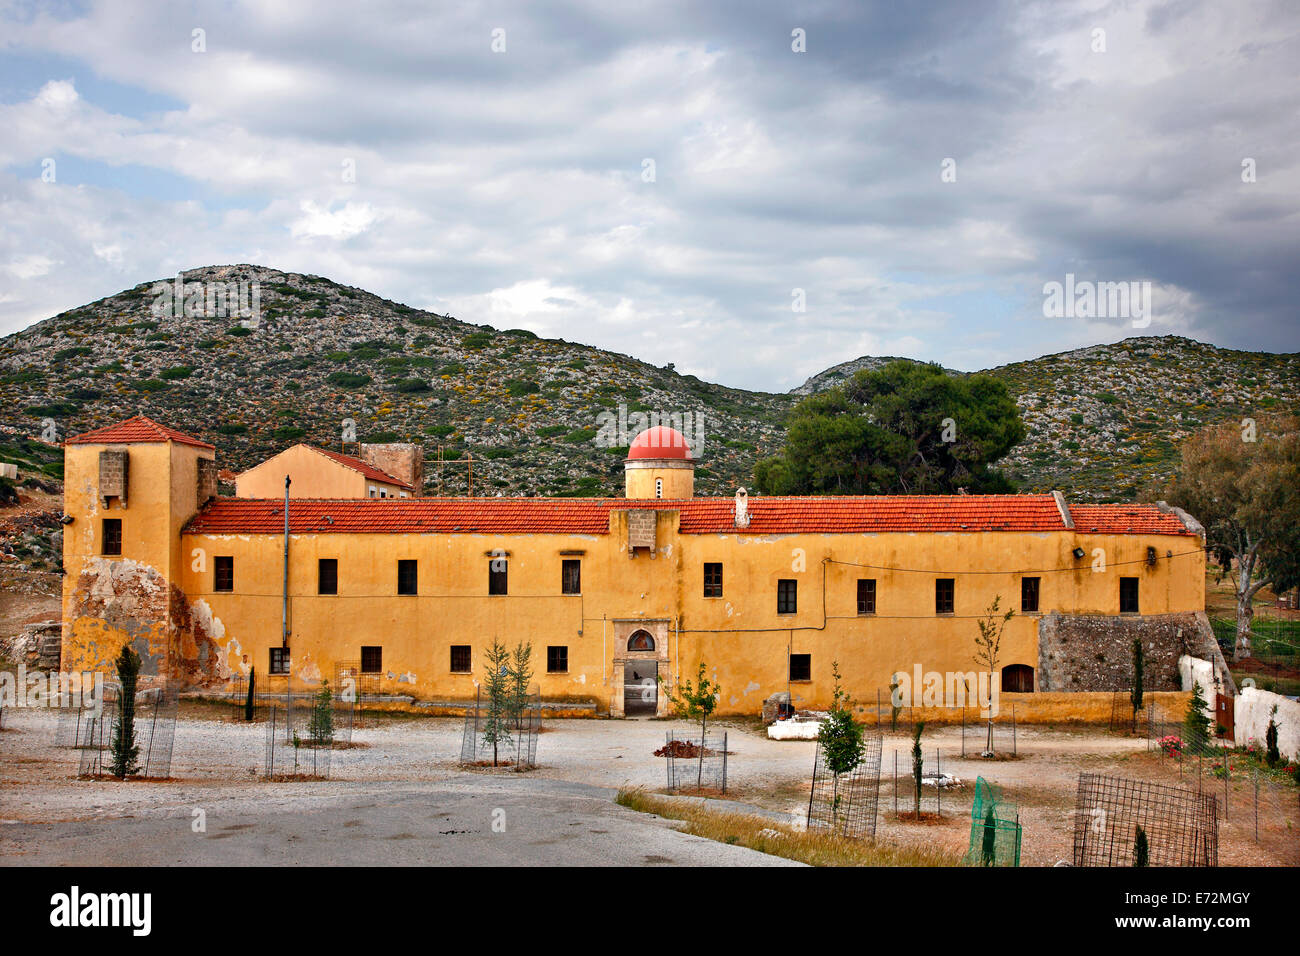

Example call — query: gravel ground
[1,705,1295,866]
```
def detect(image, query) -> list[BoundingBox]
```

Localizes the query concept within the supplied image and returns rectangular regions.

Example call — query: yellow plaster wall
[235,444,404,499]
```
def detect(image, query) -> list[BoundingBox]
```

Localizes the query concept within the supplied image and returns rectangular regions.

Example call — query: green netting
[965,776,1022,866]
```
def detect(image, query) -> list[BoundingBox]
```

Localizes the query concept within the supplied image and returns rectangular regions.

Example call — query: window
[368,486,377,498]
[703,562,723,598]
[547,646,568,673]
[450,645,471,673]
[1021,576,1040,613]
[269,647,290,675]
[361,646,382,674]
[857,578,876,615]
[1120,577,1140,614]
[318,558,338,595]
[101,518,122,556]
[397,559,418,595]
[214,556,234,592]
[655,477,663,498]
[789,654,811,682]
[935,578,955,614]
[561,559,581,595]
[777,579,797,614]
[489,558,508,595]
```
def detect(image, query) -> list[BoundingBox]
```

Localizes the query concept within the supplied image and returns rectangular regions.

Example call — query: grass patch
[614,788,965,867]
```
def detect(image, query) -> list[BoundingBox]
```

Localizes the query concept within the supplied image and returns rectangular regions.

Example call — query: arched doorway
[624,629,658,715]
[1002,664,1034,693]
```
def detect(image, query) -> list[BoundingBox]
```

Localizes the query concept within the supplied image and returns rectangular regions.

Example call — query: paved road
[1,776,800,867]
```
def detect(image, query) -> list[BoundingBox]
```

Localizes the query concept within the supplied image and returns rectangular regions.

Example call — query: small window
[703,562,723,598]
[1120,577,1140,614]
[1021,576,1040,613]
[547,646,568,673]
[450,645,471,673]
[397,559,418,595]
[857,579,876,615]
[361,646,382,674]
[935,578,955,614]
[561,559,581,595]
[269,647,290,675]
[655,477,663,499]
[101,518,122,556]
[777,579,797,614]
[789,654,811,682]
[368,486,377,498]
[489,558,508,595]
[214,556,234,592]
[318,558,338,595]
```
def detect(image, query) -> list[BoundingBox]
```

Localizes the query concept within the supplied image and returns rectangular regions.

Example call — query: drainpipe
[282,475,291,648]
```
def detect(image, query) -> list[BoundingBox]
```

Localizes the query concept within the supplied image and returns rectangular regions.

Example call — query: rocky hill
[1,267,1295,527]
[0,265,793,505]
[794,336,1298,500]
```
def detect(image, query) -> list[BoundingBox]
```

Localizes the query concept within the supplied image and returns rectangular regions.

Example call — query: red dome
[627,426,694,461]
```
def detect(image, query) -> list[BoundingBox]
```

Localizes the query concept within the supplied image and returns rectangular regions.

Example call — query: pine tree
[507,641,534,731]
[308,679,334,746]
[481,639,513,766]
[1265,705,1280,767]
[244,667,255,722]
[109,644,141,779]
[1184,682,1212,755]
[1134,825,1149,867]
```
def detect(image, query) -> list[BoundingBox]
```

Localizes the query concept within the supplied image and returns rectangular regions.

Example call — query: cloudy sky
[0,0,1296,391]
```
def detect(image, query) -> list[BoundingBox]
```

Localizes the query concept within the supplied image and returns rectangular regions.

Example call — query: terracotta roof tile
[65,415,215,449]
[308,446,412,489]
[1069,504,1191,536]
[183,494,1197,537]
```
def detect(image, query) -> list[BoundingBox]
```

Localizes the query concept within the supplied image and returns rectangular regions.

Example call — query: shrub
[327,372,371,388]
[271,426,306,441]
[462,332,493,349]
[160,365,195,380]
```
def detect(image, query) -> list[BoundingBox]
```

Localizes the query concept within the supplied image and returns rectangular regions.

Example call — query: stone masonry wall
[1038,611,1234,693]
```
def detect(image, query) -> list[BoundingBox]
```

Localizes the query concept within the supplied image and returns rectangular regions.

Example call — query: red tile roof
[308,446,412,489]
[183,494,1196,537]
[1069,504,1192,536]
[65,415,215,449]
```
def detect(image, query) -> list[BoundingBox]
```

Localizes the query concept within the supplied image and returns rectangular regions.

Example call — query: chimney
[359,443,424,492]
[734,487,750,529]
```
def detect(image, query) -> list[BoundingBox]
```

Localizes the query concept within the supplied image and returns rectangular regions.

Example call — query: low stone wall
[858,690,1190,726]
[1038,611,1233,693]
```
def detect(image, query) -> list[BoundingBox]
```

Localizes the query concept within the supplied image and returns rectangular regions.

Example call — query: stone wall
[1038,611,1233,693]
[359,443,423,490]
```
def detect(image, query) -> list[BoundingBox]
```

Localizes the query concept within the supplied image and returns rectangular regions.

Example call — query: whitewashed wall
[1233,687,1300,761]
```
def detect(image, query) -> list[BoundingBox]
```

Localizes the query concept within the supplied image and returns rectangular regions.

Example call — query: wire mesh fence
[807,732,883,839]
[458,686,542,770]
[263,693,345,780]
[964,777,1022,866]
[1072,772,1219,867]
[55,680,120,748]
[74,681,180,779]
[662,731,729,795]
[889,746,952,819]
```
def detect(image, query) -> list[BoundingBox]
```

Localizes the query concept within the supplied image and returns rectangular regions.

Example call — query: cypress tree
[109,645,141,779]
